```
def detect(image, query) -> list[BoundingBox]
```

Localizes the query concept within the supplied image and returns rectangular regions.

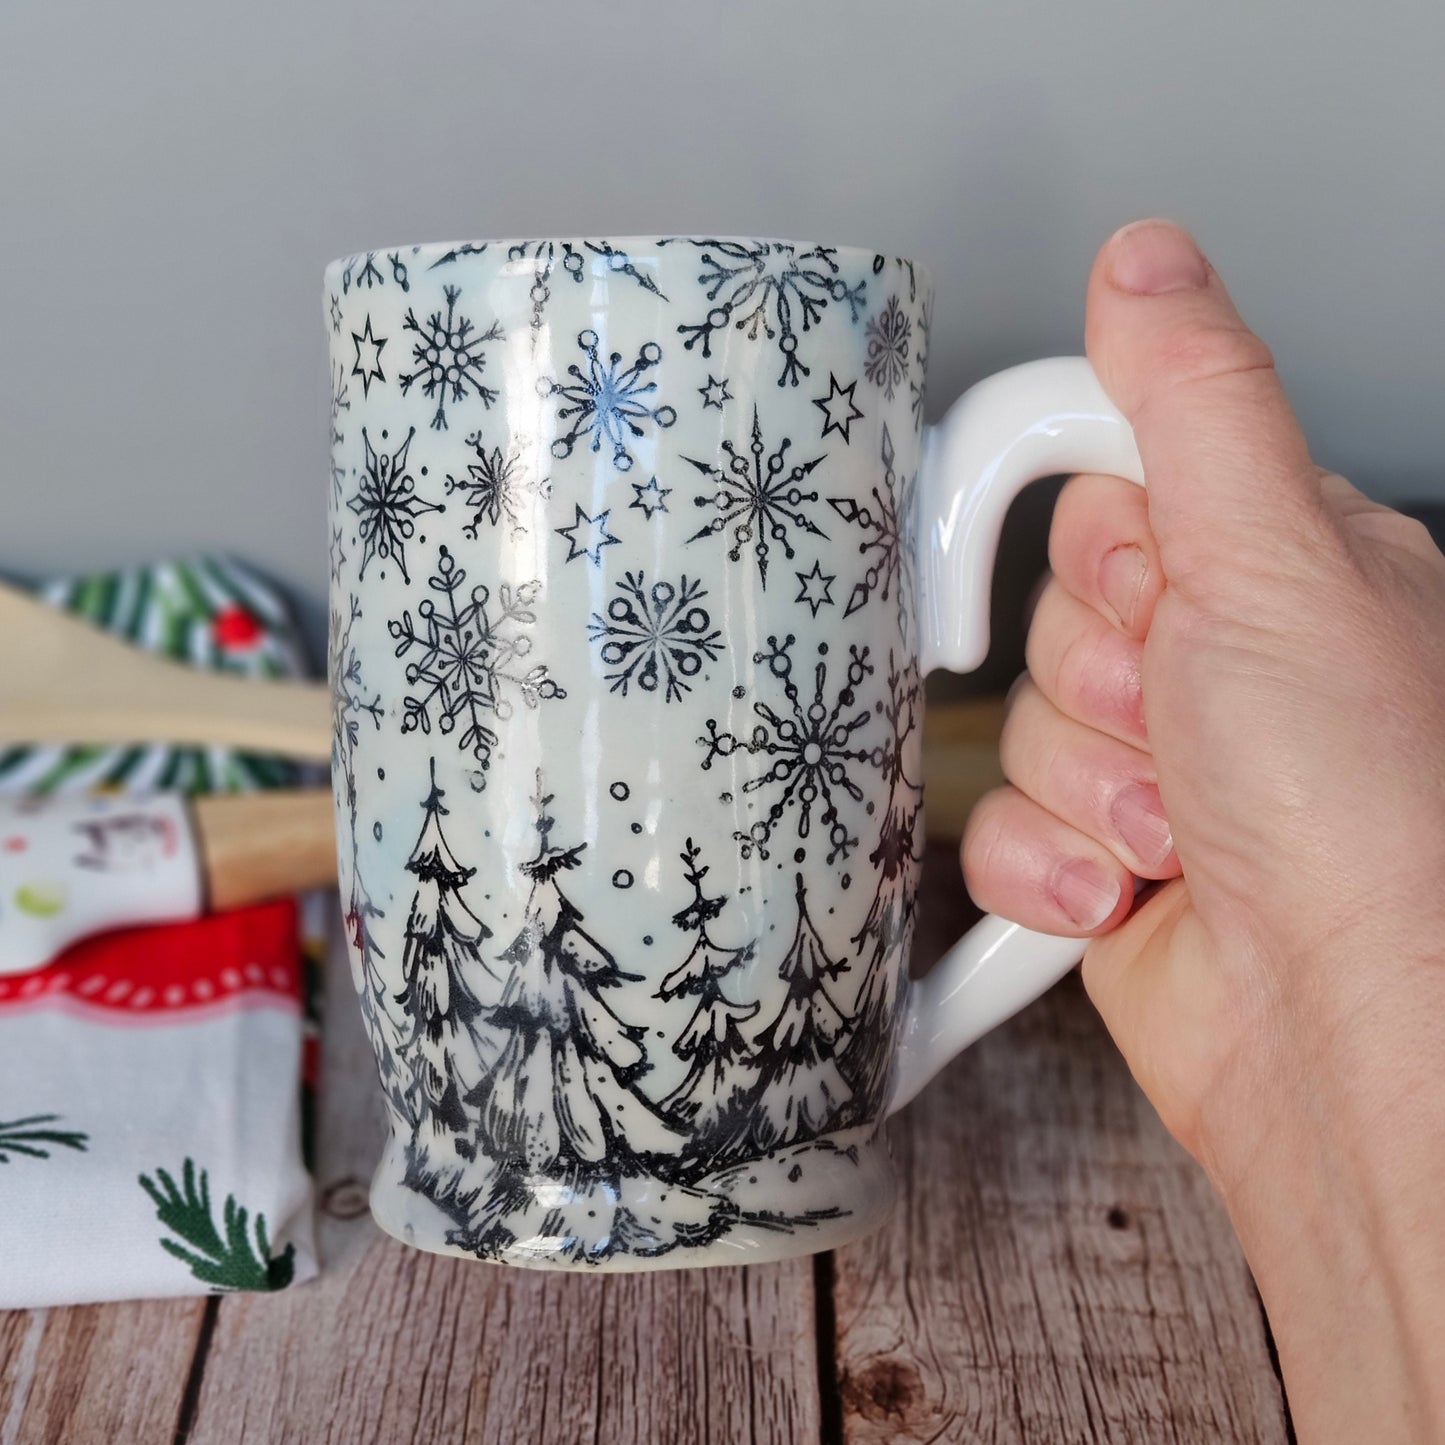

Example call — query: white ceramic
[326,237,1142,1270]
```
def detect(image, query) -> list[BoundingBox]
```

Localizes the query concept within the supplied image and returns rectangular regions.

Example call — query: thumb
[1085,220,1328,593]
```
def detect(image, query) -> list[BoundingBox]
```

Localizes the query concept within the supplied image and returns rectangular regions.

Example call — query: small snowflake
[329,595,382,784]
[666,238,867,388]
[541,329,676,472]
[630,477,670,519]
[347,427,441,584]
[508,240,665,331]
[398,285,503,431]
[387,546,564,775]
[350,316,387,398]
[812,373,864,443]
[700,635,880,865]
[910,295,932,426]
[685,405,829,588]
[587,572,723,703]
[330,360,351,446]
[554,504,620,565]
[445,436,539,538]
[330,526,347,586]
[828,424,916,635]
[864,295,910,401]
[329,294,342,333]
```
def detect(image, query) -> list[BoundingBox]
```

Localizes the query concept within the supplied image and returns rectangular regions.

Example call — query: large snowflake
[665,239,867,387]
[828,424,917,636]
[699,635,881,865]
[398,285,504,431]
[541,329,676,472]
[587,572,723,703]
[328,595,383,819]
[444,434,540,539]
[508,240,666,332]
[347,427,442,584]
[863,295,910,401]
[387,545,565,777]
[685,405,829,589]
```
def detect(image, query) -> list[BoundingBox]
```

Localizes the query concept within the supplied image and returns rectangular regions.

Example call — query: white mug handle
[888,357,1145,1113]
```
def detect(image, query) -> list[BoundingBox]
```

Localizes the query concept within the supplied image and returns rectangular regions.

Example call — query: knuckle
[1152,321,1276,394]
[961,787,1013,884]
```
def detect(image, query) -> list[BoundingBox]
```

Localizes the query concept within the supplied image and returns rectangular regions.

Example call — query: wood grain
[0,1297,208,1445]
[830,845,1292,1445]
[181,910,822,1445]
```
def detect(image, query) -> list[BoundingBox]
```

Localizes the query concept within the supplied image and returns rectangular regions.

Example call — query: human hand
[960,220,1445,1442]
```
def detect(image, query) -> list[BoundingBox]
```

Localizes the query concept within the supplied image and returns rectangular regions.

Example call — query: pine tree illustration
[743,874,853,1152]
[395,760,499,1209]
[457,778,693,1258]
[840,656,924,1120]
[656,840,759,1160]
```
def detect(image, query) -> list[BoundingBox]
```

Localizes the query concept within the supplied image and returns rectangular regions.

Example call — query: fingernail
[1099,543,1147,632]
[1109,782,1174,869]
[1108,220,1208,295]
[1051,859,1121,930]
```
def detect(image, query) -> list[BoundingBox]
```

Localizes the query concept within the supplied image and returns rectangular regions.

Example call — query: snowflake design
[587,572,723,704]
[347,427,442,584]
[329,594,382,788]
[699,635,880,864]
[665,239,867,387]
[507,240,665,331]
[329,294,342,333]
[910,294,932,426]
[329,526,347,586]
[387,546,564,775]
[829,424,916,635]
[445,435,539,539]
[863,295,910,401]
[340,250,411,293]
[541,329,677,472]
[330,360,350,447]
[398,285,504,431]
[685,406,829,589]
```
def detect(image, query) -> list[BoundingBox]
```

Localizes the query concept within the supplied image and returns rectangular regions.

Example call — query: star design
[330,525,347,585]
[329,293,343,333]
[629,476,671,519]
[555,505,620,565]
[812,373,865,443]
[794,559,836,617]
[698,374,732,411]
[351,315,387,397]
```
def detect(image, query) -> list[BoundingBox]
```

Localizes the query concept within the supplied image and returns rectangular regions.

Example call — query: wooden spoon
[0,580,332,760]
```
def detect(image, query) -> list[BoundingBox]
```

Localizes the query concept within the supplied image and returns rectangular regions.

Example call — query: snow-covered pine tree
[742,873,853,1152]
[395,760,498,1207]
[456,781,700,1260]
[841,655,924,1120]
[344,872,412,1128]
[656,839,759,1164]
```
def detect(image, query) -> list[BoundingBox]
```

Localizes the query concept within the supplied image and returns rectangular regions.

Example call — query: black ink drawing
[554,504,620,565]
[794,559,836,618]
[685,405,829,589]
[629,476,670,519]
[399,286,504,431]
[666,238,867,387]
[864,295,911,401]
[388,546,564,776]
[508,239,665,332]
[445,435,540,539]
[698,374,732,411]
[347,427,441,585]
[542,330,677,472]
[812,373,865,443]
[587,572,724,703]
[829,423,917,636]
[699,635,880,865]
[350,316,387,399]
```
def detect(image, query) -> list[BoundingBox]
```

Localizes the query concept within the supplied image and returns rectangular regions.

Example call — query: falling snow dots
[373,821,383,842]
[630,822,643,835]
[609,781,630,802]
[643,935,654,946]
[731,685,746,700]
[612,869,634,890]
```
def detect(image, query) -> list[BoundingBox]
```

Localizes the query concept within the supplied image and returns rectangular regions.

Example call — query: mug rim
[323,234,933,288]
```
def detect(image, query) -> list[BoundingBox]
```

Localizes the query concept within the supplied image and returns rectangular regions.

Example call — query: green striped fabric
[0,557,309,797]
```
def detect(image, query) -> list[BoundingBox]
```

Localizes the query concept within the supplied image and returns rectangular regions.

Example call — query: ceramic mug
[327,236,1142,1270]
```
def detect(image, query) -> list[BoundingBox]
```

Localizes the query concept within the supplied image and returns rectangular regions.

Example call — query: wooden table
[0,847,1292,1444]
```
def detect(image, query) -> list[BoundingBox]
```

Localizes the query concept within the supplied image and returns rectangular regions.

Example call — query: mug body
[328,236,932,1268]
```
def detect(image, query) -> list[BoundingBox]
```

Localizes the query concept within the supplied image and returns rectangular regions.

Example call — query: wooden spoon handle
[190,791,338,910]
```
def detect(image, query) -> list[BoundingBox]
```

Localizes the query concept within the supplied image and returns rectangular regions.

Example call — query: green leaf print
[139,1158,295,1292]
[0,1114,89,1163]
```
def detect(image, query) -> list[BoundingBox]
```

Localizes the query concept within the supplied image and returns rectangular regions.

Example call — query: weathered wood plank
[0,1296,207,1445]
[184,913,822,1445]
[831,845,1291,1445]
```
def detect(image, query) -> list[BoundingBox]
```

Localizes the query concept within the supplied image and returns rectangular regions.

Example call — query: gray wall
[3,0,1441,662]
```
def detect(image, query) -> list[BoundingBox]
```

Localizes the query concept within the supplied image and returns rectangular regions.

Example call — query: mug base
[367,1126,899,1273]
